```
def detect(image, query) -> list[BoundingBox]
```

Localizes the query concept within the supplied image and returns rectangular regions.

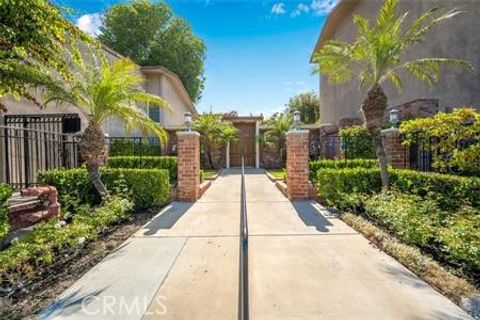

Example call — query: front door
[230,122,255,167]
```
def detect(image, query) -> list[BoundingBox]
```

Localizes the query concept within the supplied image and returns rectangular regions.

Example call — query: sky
[53,0,339,116]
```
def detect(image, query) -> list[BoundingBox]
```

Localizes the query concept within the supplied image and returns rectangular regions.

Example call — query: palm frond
[401,58,474,86]
[376,0,399,31]
[313,40,355,84]
[404,7,464,44]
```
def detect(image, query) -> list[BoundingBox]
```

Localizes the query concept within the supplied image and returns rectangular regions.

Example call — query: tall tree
[313,0,473,189]
[45,49,168,196]
[286,91,320,124]
[99,0,206,103]
[0,0,91,111]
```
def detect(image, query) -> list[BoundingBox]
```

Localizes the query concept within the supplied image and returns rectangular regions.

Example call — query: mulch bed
[0,210,156,320]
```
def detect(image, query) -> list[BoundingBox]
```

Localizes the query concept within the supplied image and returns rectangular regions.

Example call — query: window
[149,106,160,123]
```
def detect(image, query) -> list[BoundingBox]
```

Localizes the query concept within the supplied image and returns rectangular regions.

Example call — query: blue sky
[54,0,338,116]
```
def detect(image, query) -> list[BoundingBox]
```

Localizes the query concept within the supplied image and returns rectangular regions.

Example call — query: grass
[202,169,218,179]
[267,169,285,179]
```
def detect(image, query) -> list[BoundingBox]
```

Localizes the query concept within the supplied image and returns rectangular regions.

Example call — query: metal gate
[1,114,81,189]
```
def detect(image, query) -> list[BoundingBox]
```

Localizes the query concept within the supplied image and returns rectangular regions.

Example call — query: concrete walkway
[39,169,471,319]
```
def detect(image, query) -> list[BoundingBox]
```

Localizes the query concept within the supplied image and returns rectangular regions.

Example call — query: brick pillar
[177,131,201,201]
[382,129,409,169]
[286,130,312,200]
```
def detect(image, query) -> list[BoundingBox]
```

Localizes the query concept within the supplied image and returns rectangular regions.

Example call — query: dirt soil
[0,210,156,320]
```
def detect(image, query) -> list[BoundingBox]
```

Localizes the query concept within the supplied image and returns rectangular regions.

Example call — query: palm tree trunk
[86,163,108,196]
[79,123,108,196]
[361,84,389,189]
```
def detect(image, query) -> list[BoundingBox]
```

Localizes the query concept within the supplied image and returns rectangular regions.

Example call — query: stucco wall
[319,0,480,127]
[1,50,192,137]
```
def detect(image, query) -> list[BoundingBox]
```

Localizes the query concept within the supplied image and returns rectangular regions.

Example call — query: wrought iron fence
[1,125,80,189]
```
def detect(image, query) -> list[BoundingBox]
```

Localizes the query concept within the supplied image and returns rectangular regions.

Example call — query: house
[0,44,196,186]
[311,0,480,134]
[1,44,197,137]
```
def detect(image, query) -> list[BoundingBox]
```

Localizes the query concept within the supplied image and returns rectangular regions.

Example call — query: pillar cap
[287,129,309,135]
[381,128,400,136]
[177,131,200,137]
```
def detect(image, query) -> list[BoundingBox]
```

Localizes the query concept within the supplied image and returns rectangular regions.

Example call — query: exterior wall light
[389,108,400,128]
[184,112,192,132]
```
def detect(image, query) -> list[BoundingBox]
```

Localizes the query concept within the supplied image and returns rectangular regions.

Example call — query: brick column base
[382,129,409,169]
[286,130,312,200]
[177,131,201,201]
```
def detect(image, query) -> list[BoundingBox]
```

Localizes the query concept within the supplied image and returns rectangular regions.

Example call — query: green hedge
[38,168,170,210]
[339,125,376,159]
[317,168,480,209]
[0,183,12,240]
[316,168,480,276]
[109,139,161,156]
[309,159,378,182]
[108,156,177,182]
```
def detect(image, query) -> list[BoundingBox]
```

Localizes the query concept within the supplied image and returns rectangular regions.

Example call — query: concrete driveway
[39,169,471,319]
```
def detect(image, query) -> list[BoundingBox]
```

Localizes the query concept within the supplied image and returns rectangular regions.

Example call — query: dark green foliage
[309,159,378,182]
[108,156,177,182]
[0,183,13,240]
[317,168,480,209]
[38,168,170,210]
[0,196,133,273]
[365,192,479,273]
[316,167,480,276]
[99,0,206,102]
[109,139,162,157]
[339,125,376,159]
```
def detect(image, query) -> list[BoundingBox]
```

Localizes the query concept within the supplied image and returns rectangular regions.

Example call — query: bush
[316,167,480,276]
[38,168,170,210]
[109,138,161,156]
[108,156,177,182]
[0,196,133,274]
[317,168,480,209]
[364,192,479,272]
[0,183,13,240]
[339,125,376,159]
[310,159,378,183]
[401,108,480,176]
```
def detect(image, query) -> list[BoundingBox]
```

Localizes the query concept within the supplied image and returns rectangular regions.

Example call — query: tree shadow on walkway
[291,201,335,233]
[142,202,193,235]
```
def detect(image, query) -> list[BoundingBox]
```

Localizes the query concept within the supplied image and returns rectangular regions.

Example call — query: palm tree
[265,114,293,166]
[313,0,473,189]
[45,50,168,196]
[193,113,238,169]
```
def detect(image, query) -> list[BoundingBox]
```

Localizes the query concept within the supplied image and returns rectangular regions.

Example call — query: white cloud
[310,0,339,16]
[271,3,286,15]
[76,13,103,37]
[291,3,310,18]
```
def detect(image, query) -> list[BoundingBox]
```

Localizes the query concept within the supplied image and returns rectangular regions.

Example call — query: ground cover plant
[315,166,480,283]
[0,183,13,240]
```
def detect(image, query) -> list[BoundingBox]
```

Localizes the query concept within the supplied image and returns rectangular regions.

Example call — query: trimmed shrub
[309,159,378,183]
[317,168,480,209]
[109,139,161,156]
[339,125,376,159]
[108,156,177,182]
[38,168,170,210]
[0,183,13,240]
